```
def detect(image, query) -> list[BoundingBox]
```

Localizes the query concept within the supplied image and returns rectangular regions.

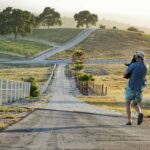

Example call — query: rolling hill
[50,29,150,60]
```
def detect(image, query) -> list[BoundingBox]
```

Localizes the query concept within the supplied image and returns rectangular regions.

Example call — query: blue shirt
[127,61,147,92]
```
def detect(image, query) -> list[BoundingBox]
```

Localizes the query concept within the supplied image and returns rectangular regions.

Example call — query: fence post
[5,79,8,103]
[105,86,107,96]
[101,84,104,96]
[10,80,13,103]
[14,82,17,101]
[17,82,20,100]
[28,83,31,97]
[0,79,3,104]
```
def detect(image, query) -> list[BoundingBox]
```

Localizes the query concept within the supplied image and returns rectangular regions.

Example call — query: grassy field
[78,96,150,117]
[50,29,150,60]
[0,28,84,59]
[0,38,50,58]
[84,63,150,100]
[29,28,84,44]
[0,66,53,85]
[0,65,54,130]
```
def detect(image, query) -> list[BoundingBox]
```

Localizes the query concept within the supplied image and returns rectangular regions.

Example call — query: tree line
[0,7,98,39]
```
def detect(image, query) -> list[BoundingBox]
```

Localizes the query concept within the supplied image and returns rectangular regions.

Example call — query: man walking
[124,51,148,125]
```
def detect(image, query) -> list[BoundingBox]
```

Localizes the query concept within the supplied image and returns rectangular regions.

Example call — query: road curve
[0,65,150,150]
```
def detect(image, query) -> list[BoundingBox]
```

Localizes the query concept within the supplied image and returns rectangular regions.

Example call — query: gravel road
[0,64,150,150]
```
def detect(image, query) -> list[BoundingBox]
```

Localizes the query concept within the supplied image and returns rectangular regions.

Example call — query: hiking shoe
[137,113,143,125]
[126,122,132,126]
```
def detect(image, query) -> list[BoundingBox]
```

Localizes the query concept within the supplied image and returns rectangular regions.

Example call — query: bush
[78,73,94,82]
[23,77,40,97]
[113,26,117,30]
[127,27,139,32]
[99,24,106,29]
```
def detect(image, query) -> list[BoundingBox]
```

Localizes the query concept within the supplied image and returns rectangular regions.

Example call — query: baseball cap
[136,51,145,58]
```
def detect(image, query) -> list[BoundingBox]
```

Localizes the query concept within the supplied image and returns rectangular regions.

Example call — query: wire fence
[0,78,31,105]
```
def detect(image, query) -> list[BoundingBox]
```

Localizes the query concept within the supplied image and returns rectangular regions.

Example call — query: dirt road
[0,65,150,150]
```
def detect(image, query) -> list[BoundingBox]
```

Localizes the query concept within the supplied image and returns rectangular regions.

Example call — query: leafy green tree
[74,10,98,28]
[39,7,62,28]
[12,9,35,39]
[0,7,35,39]
[0,7,13,35]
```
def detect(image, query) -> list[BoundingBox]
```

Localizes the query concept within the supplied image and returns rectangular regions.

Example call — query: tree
[39,7,62,28]
[0,7,35,39]
[0,7,13,35]
[72,50,85,63]
[74,10,98,28]
[11,9,35,39]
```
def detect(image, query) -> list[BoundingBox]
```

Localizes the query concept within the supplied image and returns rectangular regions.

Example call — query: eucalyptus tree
[74,10,98,28]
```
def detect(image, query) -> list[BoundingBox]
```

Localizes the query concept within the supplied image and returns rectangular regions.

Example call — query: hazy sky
[1,0,150,27]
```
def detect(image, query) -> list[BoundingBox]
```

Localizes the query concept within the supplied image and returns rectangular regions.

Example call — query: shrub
[78,73,94,82]
[23,77,40,97]
[72,50,85,63]
[99,24,106,29]
[113,26,117,30]
[127,27,139,32]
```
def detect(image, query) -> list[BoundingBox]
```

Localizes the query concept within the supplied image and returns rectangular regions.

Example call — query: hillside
[50,29,150,60]
[0,28,84,59]
[61,17,150,34]
[29,28,84,44]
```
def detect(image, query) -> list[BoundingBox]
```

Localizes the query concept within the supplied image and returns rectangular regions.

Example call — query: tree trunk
[14,33,17,40]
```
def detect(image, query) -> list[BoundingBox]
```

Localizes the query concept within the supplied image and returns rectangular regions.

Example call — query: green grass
[0,38,50,57]
[30,28,84,44]
[0,28,84,59]
[51,29,150,60]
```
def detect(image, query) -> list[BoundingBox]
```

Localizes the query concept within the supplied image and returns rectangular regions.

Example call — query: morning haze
[0,0,150,28]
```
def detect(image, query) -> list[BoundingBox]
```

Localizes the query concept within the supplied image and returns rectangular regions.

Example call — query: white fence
[0,78,31,105]
[40,64,57,94]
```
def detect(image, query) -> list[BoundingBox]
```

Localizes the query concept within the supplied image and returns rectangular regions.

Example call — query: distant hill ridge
[61,17,150,34]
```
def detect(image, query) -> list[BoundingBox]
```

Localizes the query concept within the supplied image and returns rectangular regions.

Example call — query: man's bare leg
[132,101,141,114]
[126,101,132,124]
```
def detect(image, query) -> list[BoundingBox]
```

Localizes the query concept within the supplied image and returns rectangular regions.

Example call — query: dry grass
[84,63,150,101]
[78,96,150,117]
[50,29,150,60]
[78,29,150,59]
[0,122,7,129]
[0,66,53,85]
[0,106,33,130]
[78,63,150,117]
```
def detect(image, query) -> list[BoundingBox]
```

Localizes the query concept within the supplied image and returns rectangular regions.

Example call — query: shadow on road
[1,108,128,133]
[3,124,131,133]
[35,108,125,118]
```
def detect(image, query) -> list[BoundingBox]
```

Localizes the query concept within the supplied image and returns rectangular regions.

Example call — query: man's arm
[123,63,135,79]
